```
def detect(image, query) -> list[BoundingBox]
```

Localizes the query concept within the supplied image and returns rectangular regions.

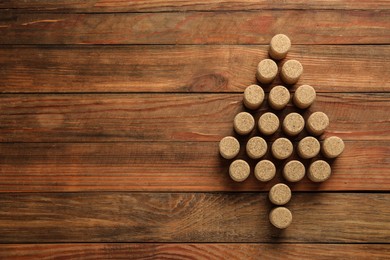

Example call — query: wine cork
[246,136,267,159]
[282,112,305,136]
[281,60,303,85]
[256,59,278,84]
[298,136,320,159]
[269,85,290,110]
[219,136,240,159]
[243,84,265,110]
[269,34,291,60]
[255,160,276,182]
[271,138,293,160]
[229,159,250,182]
[283,160,305,182]
[293,84,316,109]
[308,160,331,182]
[269,207,292,229]
[322,136,345,158]
[234,112,255,135]
[269,183,291,205]
[306,112,329,136]
[258,112,279,135]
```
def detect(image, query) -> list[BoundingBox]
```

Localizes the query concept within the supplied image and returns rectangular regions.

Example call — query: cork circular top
[258,112,279,135]
[246,136,268,159]
[308,160,331,182]
[229,159,250,182]
[269,34,291,60]
[282,112,305,136]
[219,136,240,159]
[293,84,316,109]
[243,84,265,110]
[269,207,292,229]
[322,136,345,158]
[269,183,291,205]
[255,160,276,182]
[269,85,290,110]
[298,136,320,159]
[306,112,329,136]
[272,138,293,160]
[256,59,278,84]
[283,160,305,182]
[234,112,255,135]
[281,60,303,85]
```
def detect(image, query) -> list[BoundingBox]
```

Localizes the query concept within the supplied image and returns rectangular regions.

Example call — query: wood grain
[1,45,388,93]
[1,0,389,12]
[0,93,388,143]
[1,243,389,260]
[0,192,388,243]
[1,11,389,44]
[0,140,388,192]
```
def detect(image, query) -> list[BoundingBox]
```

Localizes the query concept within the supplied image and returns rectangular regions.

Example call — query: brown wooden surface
[1,0,389,258]
[1,10,389,45]
[0,141,388,192]
[1,244,389,260]
[0,193,389,243]
[2,0,389,12]
[1,45,388,93]
[0,93,388,142]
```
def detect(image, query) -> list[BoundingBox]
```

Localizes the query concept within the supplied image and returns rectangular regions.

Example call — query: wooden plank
[1,0,389,12]
[1,45,388,93]
[0,11,389,45]
[0,93,388,143]
[0,193,388,242]
[1,243,389,259]
[0,140,388,192]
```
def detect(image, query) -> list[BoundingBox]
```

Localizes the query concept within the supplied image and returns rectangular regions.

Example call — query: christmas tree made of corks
[219,34,345,229]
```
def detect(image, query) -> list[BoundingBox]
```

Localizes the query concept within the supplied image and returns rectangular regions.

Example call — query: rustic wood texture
[1,0,389,257]
[0,93,388,142]
[1,0,389,12]
[0,141,388,192]
[1,45,388,93]
[1,244,389,260]
[0,193,389,243]
[1,10,389,45]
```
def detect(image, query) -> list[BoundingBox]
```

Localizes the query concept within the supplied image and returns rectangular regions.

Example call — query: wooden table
[0,1,389,259]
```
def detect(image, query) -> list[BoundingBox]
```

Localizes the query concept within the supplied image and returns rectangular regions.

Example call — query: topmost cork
[269,34,291,60]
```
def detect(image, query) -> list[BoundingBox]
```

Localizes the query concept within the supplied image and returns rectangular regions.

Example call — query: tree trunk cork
[293,84,316,109]
[269,34,291,60]
[243,84,264,110]
[283,160,305,182]
[258,112,280,135]
[306,111,329,136]
[281,60,303,85]
[233,112,255,135]
[229,159,250,182]
[246,136,267,159]
[269,183,291,205]
[282,112,305,136]
[322,136,345,158]
[308,160,331,182]
[254,160,276,182]
[298,136,320,159]
[269,207,293,229]
[219,136,240,159]
[271,137,293,160]
[269,85,290,110]
[256,59,278,84]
